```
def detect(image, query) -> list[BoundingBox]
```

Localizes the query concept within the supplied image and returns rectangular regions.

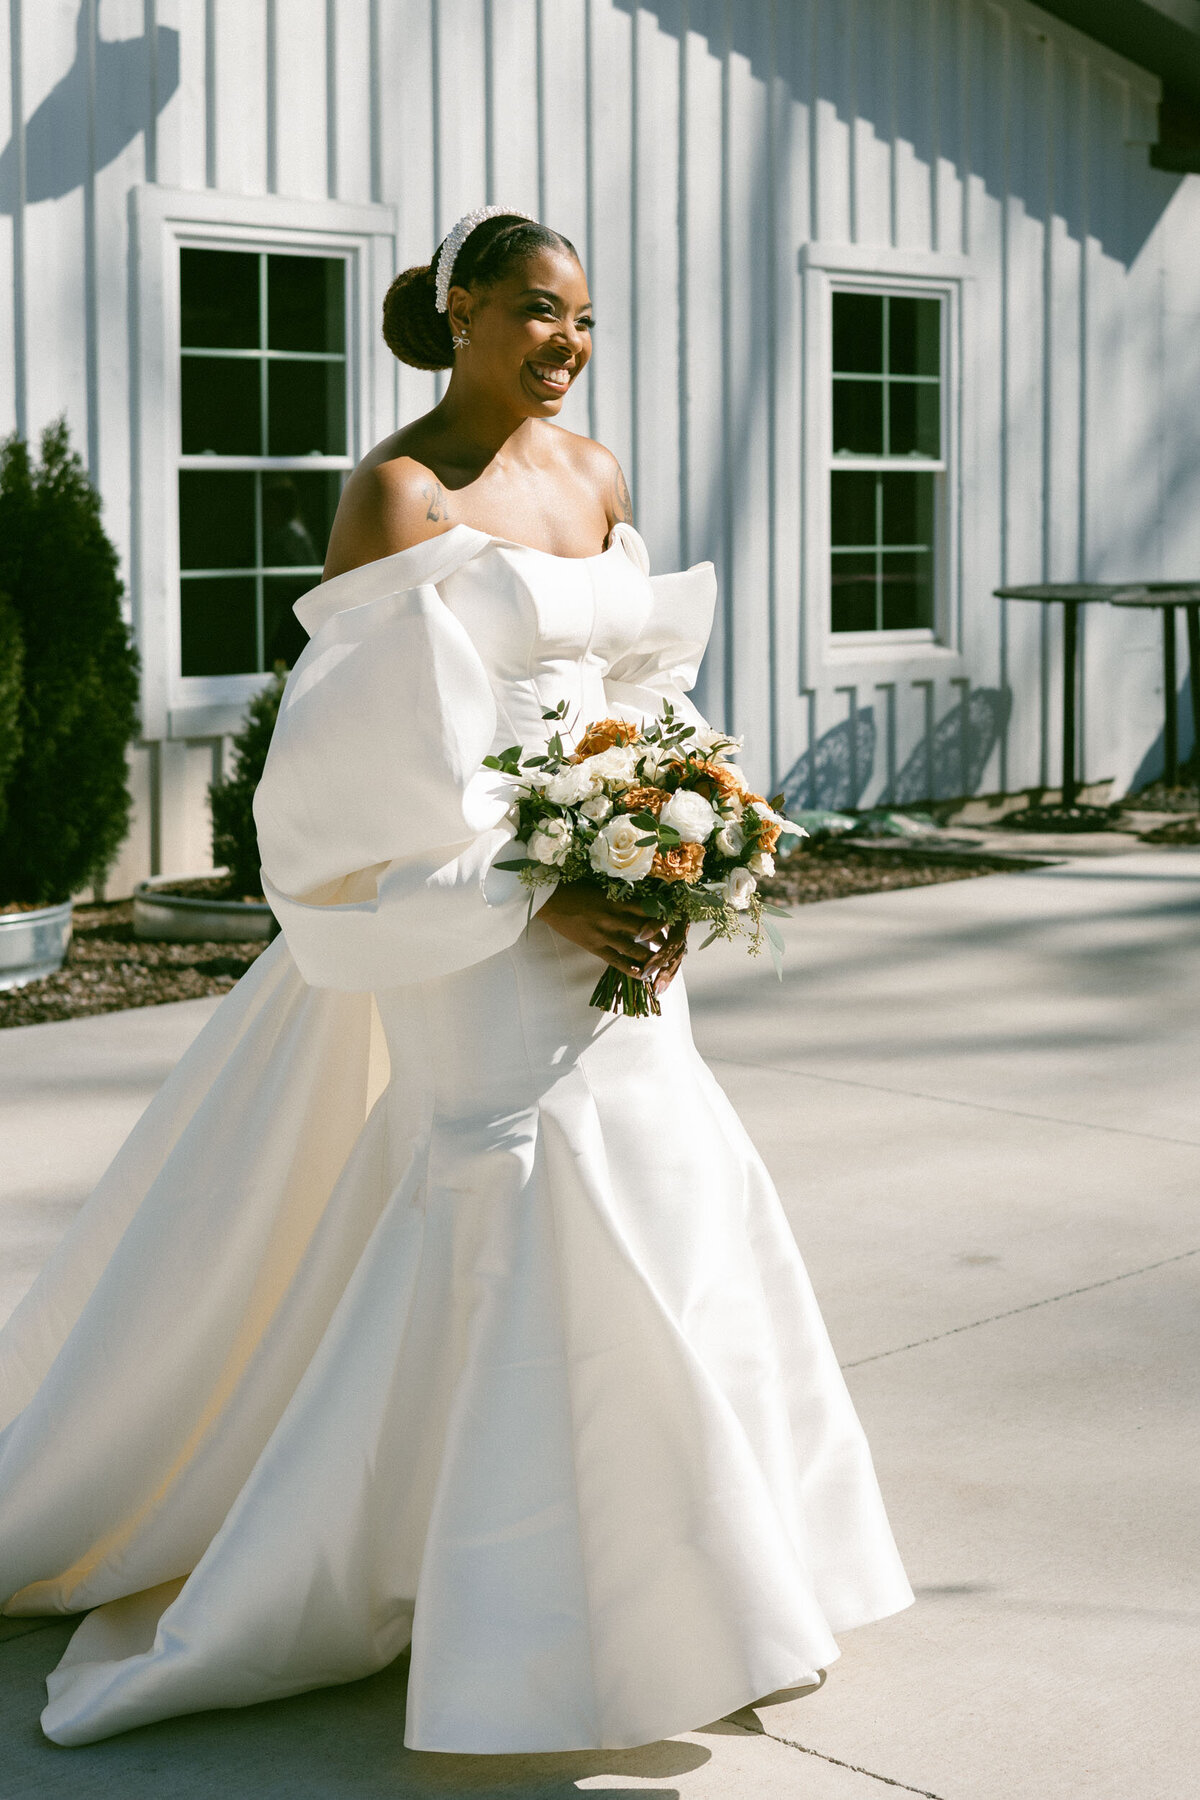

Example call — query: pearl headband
[433,205,537,314]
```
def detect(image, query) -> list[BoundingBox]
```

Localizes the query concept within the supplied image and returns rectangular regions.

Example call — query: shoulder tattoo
[422,480,450,523]
[613,464,633,524]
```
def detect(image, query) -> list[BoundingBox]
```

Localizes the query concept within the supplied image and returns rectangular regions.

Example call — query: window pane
[267,360,346,455]
[179,472,256,570]
[831,470,878,547]
[268,254,345,352]
[888,382,940,458]
[180,576,258,675]
[832,380,883,455]
[830,553,877,632]
[888,296,940,377]
[880,551,934,629]
[832,293,883,373]
[182,357,262,454]
[880,471,935,547]
[262,471,339,569]
[263,576,317,670]
[181,248,259,349]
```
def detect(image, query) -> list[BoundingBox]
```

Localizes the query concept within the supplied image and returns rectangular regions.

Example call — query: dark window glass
[181,358,261,454]
[830,554,878,632]
[881,551,934,629]
[263,576,316,669]
[832,292,883,373]
[180,248,259,349]
[179,472,256,570]
[268,254,345,352]
[267,360,346,456]
[831,470,877,546]
[832,381,883,456]
[888,381,940,458]
[881,471,935,547]
[180,576,258,676]
[262,471,339,569]
[888,296,940,376]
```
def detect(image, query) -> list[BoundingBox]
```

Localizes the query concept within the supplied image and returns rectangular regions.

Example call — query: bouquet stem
[589,966,662,1017]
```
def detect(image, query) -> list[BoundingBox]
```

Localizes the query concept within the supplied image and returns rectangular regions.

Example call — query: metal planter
[0,899,74,990]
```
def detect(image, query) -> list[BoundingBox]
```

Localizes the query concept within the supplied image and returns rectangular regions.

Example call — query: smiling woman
[0,205,911,1760]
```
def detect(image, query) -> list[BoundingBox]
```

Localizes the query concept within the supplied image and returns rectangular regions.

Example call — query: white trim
[131,185,397,739]
[798,243,976,687]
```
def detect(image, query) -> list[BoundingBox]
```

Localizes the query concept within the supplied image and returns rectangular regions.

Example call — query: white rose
[748,851,775,877]
[692,726,744,756]
[528,817,573,865]
[714,818,745,858]
[544,763,603,805]
[722,866,757,910]
[659,788,718,843]
[639,743,685,780]
[589,813,657,883]
[583,744,639,785]
[579,793,612,823]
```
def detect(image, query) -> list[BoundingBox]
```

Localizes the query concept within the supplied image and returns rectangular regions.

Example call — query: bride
[0,208,912,1753]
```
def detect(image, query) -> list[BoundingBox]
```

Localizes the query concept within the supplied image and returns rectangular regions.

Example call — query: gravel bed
[0,841,1033,1029]
[0,899,269,1029]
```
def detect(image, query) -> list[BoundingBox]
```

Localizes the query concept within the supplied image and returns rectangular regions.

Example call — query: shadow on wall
[0,3,180,209]
[1128,673,1196,790]
[779,687,1011,812]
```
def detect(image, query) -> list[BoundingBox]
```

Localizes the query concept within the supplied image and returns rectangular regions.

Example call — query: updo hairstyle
[382,215,580,370]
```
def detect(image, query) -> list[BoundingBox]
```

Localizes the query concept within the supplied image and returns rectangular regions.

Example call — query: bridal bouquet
[490,702,805,1017]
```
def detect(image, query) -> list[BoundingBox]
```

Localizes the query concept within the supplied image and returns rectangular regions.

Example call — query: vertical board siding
[3,0,1198,895]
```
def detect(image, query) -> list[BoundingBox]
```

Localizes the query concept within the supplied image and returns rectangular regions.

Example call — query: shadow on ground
[1,1619,711,1799]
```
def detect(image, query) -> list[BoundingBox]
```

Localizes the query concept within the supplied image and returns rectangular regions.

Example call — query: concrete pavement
[2,849,1198,1798]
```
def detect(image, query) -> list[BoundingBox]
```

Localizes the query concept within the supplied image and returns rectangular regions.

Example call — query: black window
[830,291,943,635]
[178,248,350,677]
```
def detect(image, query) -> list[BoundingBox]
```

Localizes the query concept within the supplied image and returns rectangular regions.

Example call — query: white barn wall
[0,0,1196,897]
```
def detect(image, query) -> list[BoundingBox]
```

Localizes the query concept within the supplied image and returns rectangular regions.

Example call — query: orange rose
[651,841,706,884]
[573,718,640,760]
[690,759,748,801]
[620,784,666,815]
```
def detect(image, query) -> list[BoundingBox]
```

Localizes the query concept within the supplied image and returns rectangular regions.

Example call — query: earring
[452,331,470,349]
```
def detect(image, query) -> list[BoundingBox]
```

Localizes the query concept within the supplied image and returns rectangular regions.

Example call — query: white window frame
[132,186,397,740]
[800,244,974,685]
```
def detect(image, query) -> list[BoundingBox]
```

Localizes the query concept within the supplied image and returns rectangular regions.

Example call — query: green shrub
[209,665,287,899]
[0,592,23,838]
[0,421,140,904]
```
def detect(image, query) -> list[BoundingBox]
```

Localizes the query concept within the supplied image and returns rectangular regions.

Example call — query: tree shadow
[892,686,1012,805]
[611,0,1180,263]
[778,706,877,813]
[0,3,180,211]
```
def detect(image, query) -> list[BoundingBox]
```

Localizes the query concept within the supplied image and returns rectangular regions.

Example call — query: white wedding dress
[0,522,912,1752]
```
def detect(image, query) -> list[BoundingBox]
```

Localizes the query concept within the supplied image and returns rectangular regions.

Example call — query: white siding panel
[678,1,725,722]
[332,0,372,203]
[586,0,634,491]
[154,0,209,191]
[22,3,90,452]
[851,0,892,248]
[380,0,436,423]
[433,0,489,232]
[539,0,592,443]
[0,0,21,439]
[211,0,267,195]
[272,0,328,199]
[811,0,852,247]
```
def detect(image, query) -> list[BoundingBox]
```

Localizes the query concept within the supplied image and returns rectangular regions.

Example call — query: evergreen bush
[0,593,23,840]
[209,664,287,899]
[0,421,140,905]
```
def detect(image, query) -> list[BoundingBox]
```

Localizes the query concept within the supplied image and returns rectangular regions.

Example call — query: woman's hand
[540,884,674,982]
[642,919,688,994]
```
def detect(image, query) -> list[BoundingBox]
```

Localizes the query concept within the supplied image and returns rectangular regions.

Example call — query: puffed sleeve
[254,558,548,993]
[603,534,718,730]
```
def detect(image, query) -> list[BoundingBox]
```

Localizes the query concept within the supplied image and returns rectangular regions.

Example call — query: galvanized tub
[0,900,74,989]
[133,875,278,944]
